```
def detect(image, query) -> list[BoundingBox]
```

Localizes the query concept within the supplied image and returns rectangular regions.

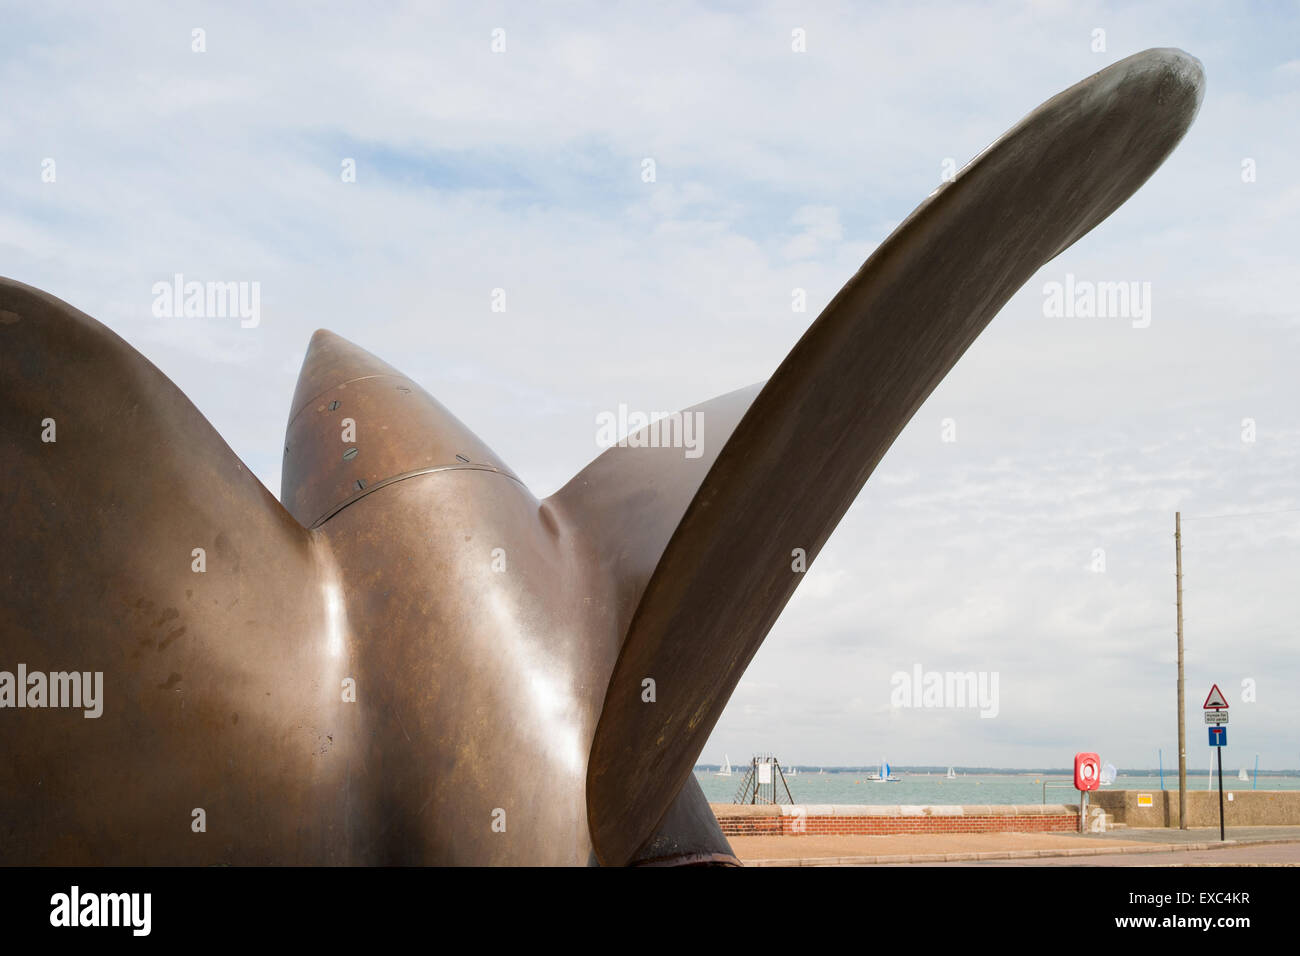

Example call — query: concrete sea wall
[1091,788,1300,828]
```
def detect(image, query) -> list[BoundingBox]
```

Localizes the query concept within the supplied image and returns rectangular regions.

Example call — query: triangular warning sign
[1203,684,1229,709]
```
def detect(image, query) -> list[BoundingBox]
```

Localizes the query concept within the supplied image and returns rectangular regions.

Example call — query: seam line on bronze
[308,464,524,529]
[287,373,409,427]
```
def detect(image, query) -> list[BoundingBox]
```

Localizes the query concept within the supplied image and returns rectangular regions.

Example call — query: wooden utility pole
[1176,511,1187,829]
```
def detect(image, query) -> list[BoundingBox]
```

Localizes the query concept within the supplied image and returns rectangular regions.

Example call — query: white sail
[716,754,732,776]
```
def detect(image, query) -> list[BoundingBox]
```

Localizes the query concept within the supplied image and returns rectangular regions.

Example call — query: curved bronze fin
[548,384,761,642]
[628,773,739,866]
[0,278,329,862]
[585,48,1205,864]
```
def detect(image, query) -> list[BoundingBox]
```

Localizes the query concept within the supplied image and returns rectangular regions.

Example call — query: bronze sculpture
[0,49,1203,865]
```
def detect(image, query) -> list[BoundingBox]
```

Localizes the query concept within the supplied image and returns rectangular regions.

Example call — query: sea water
[693,770,1300,806]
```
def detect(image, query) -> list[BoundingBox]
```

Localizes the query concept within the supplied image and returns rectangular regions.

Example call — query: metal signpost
[1204,684,1229,841]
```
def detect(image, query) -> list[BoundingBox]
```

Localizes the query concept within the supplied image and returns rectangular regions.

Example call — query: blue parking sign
[1208,726,1227,747]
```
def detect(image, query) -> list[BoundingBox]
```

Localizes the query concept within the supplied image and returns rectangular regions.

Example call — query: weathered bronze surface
[0,49,1202,865]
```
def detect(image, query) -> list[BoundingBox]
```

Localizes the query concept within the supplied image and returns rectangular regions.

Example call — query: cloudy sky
[3,1,1296,770]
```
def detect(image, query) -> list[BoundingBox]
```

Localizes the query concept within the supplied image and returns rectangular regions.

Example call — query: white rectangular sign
[1204,711,1229,724]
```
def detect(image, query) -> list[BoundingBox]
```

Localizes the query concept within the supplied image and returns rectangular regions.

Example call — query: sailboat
[787,763,798,777]
[1238,768,1250,781]
[716,754,732,777]
[867,759,900,782]
[945,767,957,780]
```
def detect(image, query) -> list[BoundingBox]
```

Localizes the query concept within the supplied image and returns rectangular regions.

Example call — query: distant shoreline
[695,766,1300,776]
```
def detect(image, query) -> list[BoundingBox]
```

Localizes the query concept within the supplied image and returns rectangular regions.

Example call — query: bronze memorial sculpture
[0,49,1203,866]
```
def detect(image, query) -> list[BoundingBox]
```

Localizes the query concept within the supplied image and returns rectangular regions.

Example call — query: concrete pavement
[731,825,1300,866]
[882,841,1300,866]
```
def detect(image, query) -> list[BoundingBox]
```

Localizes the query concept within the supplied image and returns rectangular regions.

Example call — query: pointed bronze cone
[282,330,518,528]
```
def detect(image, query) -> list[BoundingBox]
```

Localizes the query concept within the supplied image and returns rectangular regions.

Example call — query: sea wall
[710,803,1078,836]
[1090,788,1300,828]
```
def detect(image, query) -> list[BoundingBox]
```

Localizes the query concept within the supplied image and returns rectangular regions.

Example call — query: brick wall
[711,803,1078,836]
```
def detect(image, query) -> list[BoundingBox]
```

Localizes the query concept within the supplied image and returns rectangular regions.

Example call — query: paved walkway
[731,825,1300,866]
[884,842,1300,867]
[1091,825,1300,844]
